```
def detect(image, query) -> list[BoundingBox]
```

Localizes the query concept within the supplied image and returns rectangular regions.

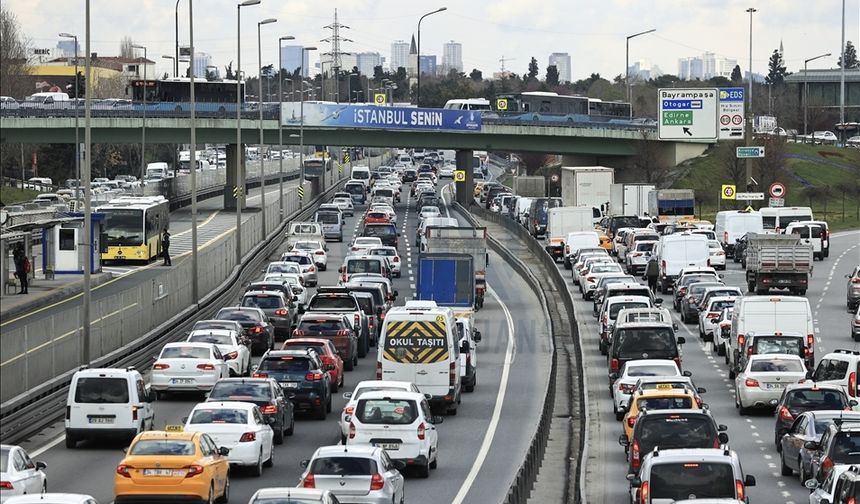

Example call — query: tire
[747,282,755,293]
[797,289,807,295]
[327,394,332,413]
[285,414,295,436]
[717,342,726,356]
[800,461,809,485]
[430,451,438,469]
[263,443,274,468]
[315,404,327,420]
[273,424,284,445]
[345,356,354,371]
[737,393,748,416]
[251,450,263,477]
[65,434,77,449]
[615,408,625,421]
[417,460,430,478]
[779,452,792,476]
[447,403,458,416]
[207,484,215,504]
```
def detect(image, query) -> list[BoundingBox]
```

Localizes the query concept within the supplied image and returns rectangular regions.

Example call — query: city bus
[96,196,170,262]
[492,92,632,123]
[128,78,245,114]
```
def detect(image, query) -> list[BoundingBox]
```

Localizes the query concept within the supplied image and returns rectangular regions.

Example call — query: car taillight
[376,361,382,380]
[807,334,814,348]
[619,383,635,393]
[315,250,325,255]
[0,481,13,489]
[308,265,316,272]
[344,406,354,416]
[197,363,216,370]
[747,346,754,356]
[630,252,641,257]
[417,422,426,440]
[337,329,349,336]
[639,481,649,504]
[778,406,793,422]
[153,362,170,370]
[679,287,687,295]
[239,432,256,442]
[393,256,400,262]
[450,361,457,386]
[744,378,760,388]
[586,276,595,283]
[370,472,385,491]
[305,372,324,381]
[348,421,356,439]
[224,351,238,360]
[274,308,289,316]
[850,372,857,398]
[707,312,720,319]
[737,334,745,346]
[132,405,139,421]
[821,456,834,476]
[735,479,745,500]
[260,404,277,414]
[293,329,305,337]
[627,415,637,428]
[631,439,641,469]
[252,372,268,378]
[852,277,860,284]
[116,464,131,478]
[610,358,620,371]
[713,437,722,448]
[252,325,264,334]
[321,355,334,365]
[302,474,316,488]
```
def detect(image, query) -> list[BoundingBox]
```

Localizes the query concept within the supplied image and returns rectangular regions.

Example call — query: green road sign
[662,111,693,126]
[736,146,765,158]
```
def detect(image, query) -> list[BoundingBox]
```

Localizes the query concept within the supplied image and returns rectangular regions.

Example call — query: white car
[610,360,683,420]
[708,240,726,270]
[438,165,455,178]
[292,240,328,271]
[367,246,401,277]
[0,444,47,497]
[339,380,422,443]
[346,391,440,477]
[574,256,615,290]
[735,353,807,414]
[265,273,307,307]
[349,236,384,255]
[182,401,274,474]
[418,206,441,223]
[265,261,302,277]
[581,262,625,300]
[186,328,251,377]
[247,488,337,504]
[625,240,657,275]
[299,445,405,503]
[3,496,98,504]
[697,296,737,342]
[807,464,854,504]
[279,251,319,287]
[151,342,229,397]
[332,196,355,217]
[847,135,860,148]
[812,131,838,144]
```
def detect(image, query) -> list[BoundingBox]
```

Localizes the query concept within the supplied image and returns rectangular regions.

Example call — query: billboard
[280,103,481,132]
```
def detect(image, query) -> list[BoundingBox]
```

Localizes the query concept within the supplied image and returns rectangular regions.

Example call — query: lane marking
[451,285,515,504]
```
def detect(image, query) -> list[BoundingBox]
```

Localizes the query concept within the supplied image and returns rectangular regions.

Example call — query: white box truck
[545,206,595,262]
[560,166,614,214]
[609,183,655,216]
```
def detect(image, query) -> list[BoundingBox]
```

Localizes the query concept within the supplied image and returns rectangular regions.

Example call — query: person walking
[161,229,171,266]
[13,243,30,294]
[645,255,660,294]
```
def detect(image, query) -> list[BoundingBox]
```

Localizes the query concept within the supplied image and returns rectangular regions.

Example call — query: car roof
[192,401,256,411]
[354,380,414,390]
[163,341,215,349]
[315,444,379,457]
[643,447,738,463]
[251,488,331,498]
[356,390,426,401]
[785,382,845,393]
[633,387,694,398]
[622,359,678,369]
[135,430,198,441]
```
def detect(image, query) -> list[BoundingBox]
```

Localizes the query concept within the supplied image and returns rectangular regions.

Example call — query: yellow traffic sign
[297,186,305,200]
[496,98,508,111]
[721,184,736,200]
[374,93,386,105]
[744,205,755,212]
[454,170,466,182]
[232,185,244,198]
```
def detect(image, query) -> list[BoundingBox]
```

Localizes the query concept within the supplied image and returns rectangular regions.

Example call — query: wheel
[218,473,229,503]
[207,484,215,504]
[747,282,755,293]
[737,393,748,416]
[65,434,77,449]
[728,368,736,379]
[285,414,295,436]
[447,404,458,416]
[717,342,726,356]
[430,450,438,469]
[417,460,430,478]
[315,404,327,420]
[799,461,809,484]
[273,423,284,445]
[779,452,792,476]
[263,443,274,468]
[251,450,263,477]
[327,394,332,413]
[615,407,625,422]
[345,356,354,371]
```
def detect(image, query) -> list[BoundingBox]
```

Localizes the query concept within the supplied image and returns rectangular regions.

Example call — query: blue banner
[280,103,481,132]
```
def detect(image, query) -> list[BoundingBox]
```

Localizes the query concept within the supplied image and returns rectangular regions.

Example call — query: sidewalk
[0,272,114,321]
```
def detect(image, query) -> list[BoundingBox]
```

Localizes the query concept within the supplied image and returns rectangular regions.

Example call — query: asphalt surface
[551,225,860,504]
[16,172,552,504]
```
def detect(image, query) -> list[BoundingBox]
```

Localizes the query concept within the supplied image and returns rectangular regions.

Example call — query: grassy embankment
[0,186,40,205]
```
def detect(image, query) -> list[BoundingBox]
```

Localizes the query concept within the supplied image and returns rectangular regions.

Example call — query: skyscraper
[442,40,463,73]
[418,55,437,76]
[548,52,572,83]
[356,52,382,77]
[56,39,79,58]
[679,52,737,80]
[280,45,309,77]
[390,40,409,72]
[192,52,212,78]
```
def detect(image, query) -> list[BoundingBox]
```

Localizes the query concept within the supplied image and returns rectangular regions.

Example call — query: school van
[715,210,763,257]
[727,295,815,378]
[64,367,156,448]
[377,300,461,414]
[654,233,710,292]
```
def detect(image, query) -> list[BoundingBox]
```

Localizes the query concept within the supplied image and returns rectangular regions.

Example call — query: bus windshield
[102,209,143,245]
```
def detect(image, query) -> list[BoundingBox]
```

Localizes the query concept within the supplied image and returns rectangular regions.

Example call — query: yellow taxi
[114,430,230,504]
[622,387,701,440]
[473,181,486,198]
[598,233,613,252]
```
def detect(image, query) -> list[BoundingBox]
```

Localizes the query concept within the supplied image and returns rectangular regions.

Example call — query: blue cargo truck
[417,253,475,308]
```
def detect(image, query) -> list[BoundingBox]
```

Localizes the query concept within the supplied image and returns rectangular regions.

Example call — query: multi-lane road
[13,175,552,503]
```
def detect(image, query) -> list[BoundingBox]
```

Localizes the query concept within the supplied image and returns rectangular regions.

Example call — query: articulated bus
[128,78,244,114]
[97,196,170,262]
[492,92,632,123]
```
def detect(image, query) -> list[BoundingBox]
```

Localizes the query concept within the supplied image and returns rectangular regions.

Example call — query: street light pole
[745,7,756,191]
[236,0,261,267]
[132,44,147,182]
[299,47,317,206]
[416,7,446,107]
[59,32,79,203]
[189,0,199,304]
[82,0,92,365]
[175,0,181,77]
[625,28,656,104]
[257,17,277,238]
[804,53,831,137]
[840,0,846,144]
[277,36,295,219]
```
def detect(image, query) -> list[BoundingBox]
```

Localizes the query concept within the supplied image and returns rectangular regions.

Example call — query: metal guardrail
[460,202,585,504]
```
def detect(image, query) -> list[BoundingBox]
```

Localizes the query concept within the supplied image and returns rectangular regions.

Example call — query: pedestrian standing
[162,229,171,266]
[13,243,29,294]
[645,255,660,294]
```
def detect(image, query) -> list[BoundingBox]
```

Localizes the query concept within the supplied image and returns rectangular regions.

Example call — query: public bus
[492,91,632,123]
[96,196,170,262]
[128,78,245,114]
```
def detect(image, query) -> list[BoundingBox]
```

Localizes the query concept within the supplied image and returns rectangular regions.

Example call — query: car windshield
[752,337,803,357]
[298,320,344,333]
[189,408,248,424]
[193,321,237,332]
[74,377,129,403]
[786,389,846,413]
[283,343,327,355]
[369,248,395,257]
[831,432,860,463]
[310,456,375,475]
[0,448,8,472]
[592,264,621,274]
[616,328,676,358]
[130,440,196,456]
[637,396,693,410]
[310,297,355,310]
[709,300,735,312]
[627,364,678,377]
[348,260,382,274]
[356,398,419,425]
[639,416,716,452]
[189,332,233,345]
[242,295,284,310]
[209,382,271,401]
[268,263,300,274]
[161,346,210,359]
[364,225,396,237]
[217,310,261,323]
[252,499,329,504]
[316,212,339,224]
[259,356,311,372]
[650,462,736,499]
[609,302,650,319]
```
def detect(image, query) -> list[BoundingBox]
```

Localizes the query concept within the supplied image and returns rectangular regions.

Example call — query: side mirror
[677,336,686,345]
[697,387,707,394]
[432,415,445,424]
[266,416,277,425]
[460,341,470,353]
[682,370,692,377]
[218,446,230,456]
[718,432,730,444]
[804,440,819,450]
[393,290,399,298]
[805,478,821,490]
[609,373,619,381]
[35,461,47,470]
[181,416,188,423]
[618,434,629,447]
[851,400,859,407]
[392,459,408,472]
[627,475,641,487]
[673,323,679,331]
[300,459,310,468]
[474,330,482,342]
[343,392,353,399]
[653,298,663,306]
[718,424,728,432]
[744,475,756,487]
[298,305,305,314]
[251,364,259,372]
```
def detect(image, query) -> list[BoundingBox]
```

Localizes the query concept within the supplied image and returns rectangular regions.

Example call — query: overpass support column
[454,149,474,206]
[224,144,246,211]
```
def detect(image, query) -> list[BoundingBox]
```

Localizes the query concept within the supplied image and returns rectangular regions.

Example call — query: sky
[8,0,859,82]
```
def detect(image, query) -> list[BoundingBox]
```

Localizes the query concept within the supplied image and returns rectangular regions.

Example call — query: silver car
[299,445,405,504]
[280,252,318,287]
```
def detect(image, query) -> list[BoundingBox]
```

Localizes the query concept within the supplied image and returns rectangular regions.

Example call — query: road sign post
[736,146,765,158]
[658,88,718,141]
[735,192,765,200]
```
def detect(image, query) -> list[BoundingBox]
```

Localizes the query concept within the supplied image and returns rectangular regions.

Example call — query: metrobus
[492,92,632,123]
[128,78,245,113]
[96,196,170,262]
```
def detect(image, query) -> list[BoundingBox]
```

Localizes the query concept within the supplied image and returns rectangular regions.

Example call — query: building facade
[192,52,212,78]
[390,40,409,72]
[418,55,437,76]
[280,45,309,77]
[678,53,737,80]
[548,52,572,83]
[442,40,463,73]
[356,52,382,77]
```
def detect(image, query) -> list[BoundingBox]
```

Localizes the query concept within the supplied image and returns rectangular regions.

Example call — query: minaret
[408,34,418,77]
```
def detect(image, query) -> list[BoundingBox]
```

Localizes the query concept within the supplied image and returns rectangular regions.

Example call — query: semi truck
[560,166,614,214]
[422,227,488,309]
[744,233,813,295]
[647,189,695,222]
[609,183,655,216]
[545,206,595,262]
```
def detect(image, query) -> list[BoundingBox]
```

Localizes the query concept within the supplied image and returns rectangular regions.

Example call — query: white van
[378,300,461,414]
[145,162,171,179]
[351,165,371,187]
[443,98,492,111]
[65,367,155,448]
[760,207,778,233]
[456,315,482,393]
[774,206,814,233]
[727,296,815,378]
[784,221,825,260]
[563,231,601,269]
[654,233,710,292]
[21,92,71,107]
[515,197,534,227]
[715,210,763,258]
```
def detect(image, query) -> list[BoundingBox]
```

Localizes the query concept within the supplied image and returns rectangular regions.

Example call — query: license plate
[766,383,786,389]
[88,416,114,424]
[375,443,400,450]
[143,468,185,477]
[171,378,194,384]
[280,381,299,388]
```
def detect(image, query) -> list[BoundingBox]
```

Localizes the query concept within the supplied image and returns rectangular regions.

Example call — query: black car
[214,306,275,355]
[343,282,387,334]
[361,223,398,248]
[403,169,418,182]
[673,274,719,311]
[608,322,685,383]
[734,233,750,264]
[620,409,728,474]
[253,349,332,420]
[206,377,294,444]
[773,383,854,451]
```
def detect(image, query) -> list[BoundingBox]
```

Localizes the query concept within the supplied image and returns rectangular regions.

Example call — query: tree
[0,5,30,98]
[527,56,539,81]
[469,68,482,81]
[119,36,136,58]
[224,62,235,80]
[765,49,789,85]
[708,76,731,87]
[730,64,743,83]
[373,65,385,81]
[633,131,669,184]
[545,65,559,86]
[838,41,859,69]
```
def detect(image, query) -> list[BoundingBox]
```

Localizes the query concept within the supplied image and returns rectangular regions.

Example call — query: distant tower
[321,8,352,102]
[779,39,784,59]
[407,34,418,77]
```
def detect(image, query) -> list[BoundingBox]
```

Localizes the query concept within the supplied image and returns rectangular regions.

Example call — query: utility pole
[257,17,277,238]
[840,0,846,144]
[745,7,756,192]
[82,0,92,365]
[321,9,352,103]
[189,0,199,305]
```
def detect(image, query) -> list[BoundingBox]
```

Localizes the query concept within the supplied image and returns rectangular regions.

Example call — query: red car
[281,337,344,392]
[363,211,391,224]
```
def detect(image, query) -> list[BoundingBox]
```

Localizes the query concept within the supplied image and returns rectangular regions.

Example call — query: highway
[13,174,553,503]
